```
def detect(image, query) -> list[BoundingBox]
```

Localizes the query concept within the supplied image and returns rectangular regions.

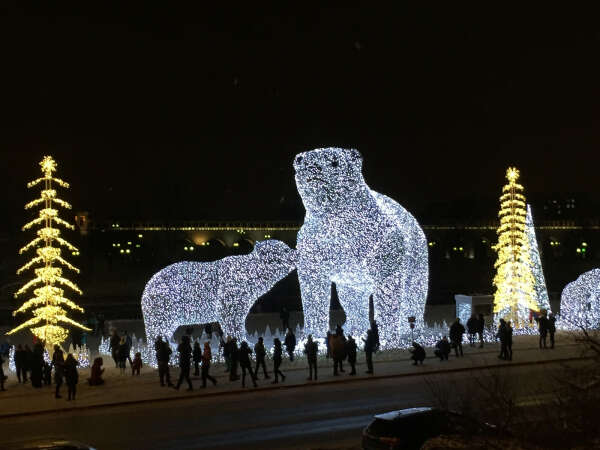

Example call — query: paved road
[0,362,565,450]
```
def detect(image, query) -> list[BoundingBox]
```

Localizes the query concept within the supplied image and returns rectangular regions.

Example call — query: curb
[0,353,592,421]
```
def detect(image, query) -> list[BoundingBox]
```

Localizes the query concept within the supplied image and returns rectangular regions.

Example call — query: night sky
[1,4,599,232]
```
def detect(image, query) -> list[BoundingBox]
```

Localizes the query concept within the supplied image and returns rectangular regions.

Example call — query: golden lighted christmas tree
[492,167,539,327]
[7,156,90,346]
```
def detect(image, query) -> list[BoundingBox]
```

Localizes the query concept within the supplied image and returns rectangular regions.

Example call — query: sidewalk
[0,334,587,418]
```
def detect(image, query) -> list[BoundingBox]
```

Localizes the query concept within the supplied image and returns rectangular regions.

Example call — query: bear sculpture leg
[336,284,371,337]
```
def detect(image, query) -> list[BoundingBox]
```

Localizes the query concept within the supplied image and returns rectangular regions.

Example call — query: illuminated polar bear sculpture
[560,268,600,329]
[141,240,297,342]
[294,148,428,346]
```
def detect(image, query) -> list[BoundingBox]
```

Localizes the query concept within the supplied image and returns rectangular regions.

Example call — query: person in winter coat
[325,331,332,358]
[345,335,357,375]
[88,357,105,386]
[284,329,296,361]
[497,319,508,360]
[505,321,513,361]
[362,328,376,374]
[64,353,79,401]
[201,342,217,388]
[14,344,27,383]
[155,336,173,387]
[466,315,478,347]
[193,341,202,376]
[449,318,465,357]
[254,337,269,379]
[535,311,549,349]
[239,341,258,388]
[43,362,52,386]
[117,337,128,375]
[131,352,143,376]
[109,330,120,368]
[434,336,451,361]
[477,313,485,348]
[124,330,133,366]
[229,338,240,381]
[330,329,346,376]
[31,342,44,388]
[371,320,381,352]
[548,313,557,349]
[52,344,65,399]
[223,336,233,373]
[174,335,193,391]
[271,338,286,384]
[304,334,319,380]
[410,342,426,365]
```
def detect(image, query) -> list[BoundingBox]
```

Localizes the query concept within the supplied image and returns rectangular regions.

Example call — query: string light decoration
[525,204,551,313]
[492,168,539,327]
[560,269,600,329]
[6,156,90,347]
[141,240,297,343]
[294,148,428,347]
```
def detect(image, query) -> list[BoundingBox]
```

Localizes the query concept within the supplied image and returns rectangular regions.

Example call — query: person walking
[155,336,174,387]
[14,344,26,383]
[253,337,270,379]
[548,313,557,349]
[229,338,240,381]
[346,335,357,375]
[410,342,426,365]
[505,320,513,361]
[174,335,193,391]
[477,313,485,348]
[363,328,376,374]
[64,353,79,401]
[284,328,296,361]
[193,341,202,376]
[497,319,508,360]
[52,344,65,399]
[331,328,346,376]
[117,337,128,375]
[434,336,451,361]
[449,318,465,357]
[271,338,286,384]
[109,330,120,368]
[201,342,217,388]
[131,352,143,376]
[239,341,258,388]
[304,334,319,380]
[466,314,478,347]
[535,311,549,349]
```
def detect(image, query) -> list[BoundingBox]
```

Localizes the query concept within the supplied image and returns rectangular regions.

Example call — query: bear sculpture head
[252,239,297,274]
[294,148,365,213]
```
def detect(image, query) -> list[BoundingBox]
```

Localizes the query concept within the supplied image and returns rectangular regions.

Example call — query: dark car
[362,407,494,449]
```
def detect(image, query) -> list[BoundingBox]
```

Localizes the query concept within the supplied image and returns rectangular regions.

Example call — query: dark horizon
[1,5,599,231]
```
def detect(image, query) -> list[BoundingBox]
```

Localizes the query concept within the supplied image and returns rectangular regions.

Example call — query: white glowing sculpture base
[560,268,600,329]
[141,240,297,343]
[294,148,428,347]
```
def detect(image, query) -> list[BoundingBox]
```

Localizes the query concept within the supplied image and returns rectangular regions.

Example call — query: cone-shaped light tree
[525,204,551,313]
[7,156,90,347]
[492,167,539,327]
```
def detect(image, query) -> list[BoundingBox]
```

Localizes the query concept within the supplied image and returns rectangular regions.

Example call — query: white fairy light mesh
[560,268,600,329]
[525,205,551,312]
[294,148,428,347]
[141,240,297,343]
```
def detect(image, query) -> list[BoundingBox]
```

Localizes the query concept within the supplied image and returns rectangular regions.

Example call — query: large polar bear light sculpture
[294,148,428,346]
[141,240,297,342]
[560,268,600,329]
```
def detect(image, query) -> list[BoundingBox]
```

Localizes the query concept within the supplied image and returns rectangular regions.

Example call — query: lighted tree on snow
[6,156,90,347]
[525,204,551,313]
[492,167,539,327]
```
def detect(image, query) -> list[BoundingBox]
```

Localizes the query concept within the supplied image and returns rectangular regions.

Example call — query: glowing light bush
[294,148,428,346]
[141,240,297,343]
[560,269,600,329]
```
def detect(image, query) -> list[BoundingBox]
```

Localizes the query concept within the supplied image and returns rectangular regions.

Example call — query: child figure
[131,352,143,376]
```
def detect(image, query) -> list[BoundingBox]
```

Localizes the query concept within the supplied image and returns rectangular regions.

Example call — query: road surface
[0,362,568,450]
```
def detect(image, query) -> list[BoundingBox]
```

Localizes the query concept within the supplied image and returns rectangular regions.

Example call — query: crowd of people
[0,310,560,400]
